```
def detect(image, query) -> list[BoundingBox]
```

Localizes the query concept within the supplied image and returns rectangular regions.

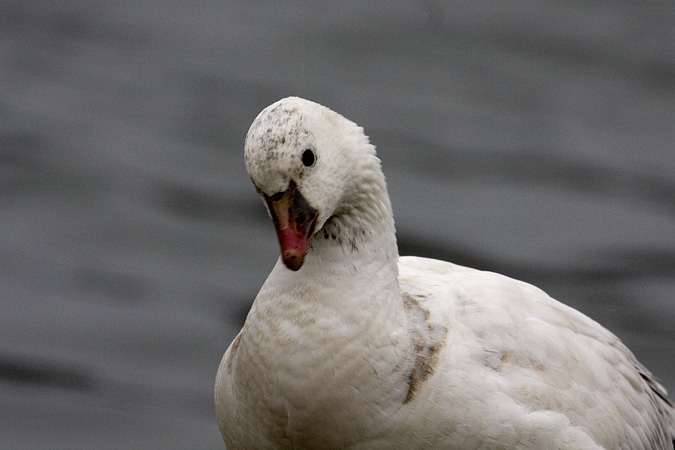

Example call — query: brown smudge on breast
[402,294,447,404]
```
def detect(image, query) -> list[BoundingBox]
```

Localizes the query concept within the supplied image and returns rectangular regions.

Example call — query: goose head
[244,97,387,271]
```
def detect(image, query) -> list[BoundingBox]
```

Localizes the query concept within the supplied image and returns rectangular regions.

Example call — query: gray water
[1,1,674,449]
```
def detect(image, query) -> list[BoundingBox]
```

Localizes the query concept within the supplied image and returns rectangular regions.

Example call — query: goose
[214,96,674,449]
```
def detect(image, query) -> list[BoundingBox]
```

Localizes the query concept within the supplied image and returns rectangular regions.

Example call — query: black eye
[302,149,315,167]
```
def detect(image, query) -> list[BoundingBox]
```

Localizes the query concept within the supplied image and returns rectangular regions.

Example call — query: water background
[1,1,674,449]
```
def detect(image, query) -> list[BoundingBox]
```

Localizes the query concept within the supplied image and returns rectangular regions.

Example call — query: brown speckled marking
[225,333,242,373]
[245,101,316,185]
[319,217,361,253]
[403,294,447,404]
[490,350,511,374]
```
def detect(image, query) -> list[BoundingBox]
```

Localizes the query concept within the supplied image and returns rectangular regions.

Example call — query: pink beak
[265,182,318,271]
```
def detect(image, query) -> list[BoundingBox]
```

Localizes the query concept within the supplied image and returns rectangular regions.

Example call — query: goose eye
[302,149,315,167]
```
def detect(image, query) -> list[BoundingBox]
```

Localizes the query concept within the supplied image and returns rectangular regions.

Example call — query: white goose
[215,97,674,449]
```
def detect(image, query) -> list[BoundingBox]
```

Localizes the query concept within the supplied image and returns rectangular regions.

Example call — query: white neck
[233,184,414,445]
[251,199,403,348]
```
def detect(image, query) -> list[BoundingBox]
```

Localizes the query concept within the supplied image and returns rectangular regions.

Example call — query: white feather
[215,97,674,450]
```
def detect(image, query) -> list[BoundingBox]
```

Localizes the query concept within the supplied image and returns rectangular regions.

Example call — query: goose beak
[264,182,318,271]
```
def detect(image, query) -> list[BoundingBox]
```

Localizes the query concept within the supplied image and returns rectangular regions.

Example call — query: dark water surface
[1,1,674,448]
